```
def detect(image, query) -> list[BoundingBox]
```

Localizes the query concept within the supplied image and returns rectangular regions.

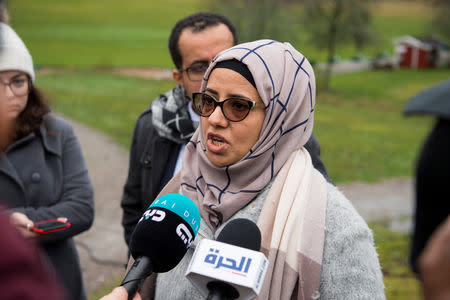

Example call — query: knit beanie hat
[0,22,35,82]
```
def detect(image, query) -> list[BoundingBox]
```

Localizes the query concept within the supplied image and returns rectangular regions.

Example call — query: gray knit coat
[154,182,385,300]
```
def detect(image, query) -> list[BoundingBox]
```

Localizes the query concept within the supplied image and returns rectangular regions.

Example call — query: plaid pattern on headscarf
[180,40,316,230]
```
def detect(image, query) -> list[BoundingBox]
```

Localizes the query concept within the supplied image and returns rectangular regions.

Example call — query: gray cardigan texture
[0,114,94,300]
[154,182,385,300]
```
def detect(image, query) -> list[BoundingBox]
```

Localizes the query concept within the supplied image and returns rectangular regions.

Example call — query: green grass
[315,68,449,183]
[371,222,422,299]
[9,0,444,67]
[36,71,174,147]
[9,0,206,67]
[272,1,437,62]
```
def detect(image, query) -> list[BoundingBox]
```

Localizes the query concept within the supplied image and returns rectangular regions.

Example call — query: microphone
[121,193,201,299]
[186,218,268,300]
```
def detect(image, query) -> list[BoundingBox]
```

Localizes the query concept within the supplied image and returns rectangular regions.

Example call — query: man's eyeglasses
[192,92,265,122]
[180,62,209,82]
[0,76,31,97]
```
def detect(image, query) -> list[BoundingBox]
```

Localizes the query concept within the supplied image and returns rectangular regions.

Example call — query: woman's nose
[1,83,15,97]
[207,105,228,127]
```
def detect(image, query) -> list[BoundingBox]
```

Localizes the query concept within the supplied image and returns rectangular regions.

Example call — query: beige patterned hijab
[181,40,316,230]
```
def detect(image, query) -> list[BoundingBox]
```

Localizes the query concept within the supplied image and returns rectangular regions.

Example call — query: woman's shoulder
[40,114,78,156]
[42,114,75,135]
[320,183,385,299]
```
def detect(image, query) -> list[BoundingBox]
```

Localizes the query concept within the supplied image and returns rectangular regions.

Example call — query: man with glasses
[121,13,331,249]
[121,12,237,248]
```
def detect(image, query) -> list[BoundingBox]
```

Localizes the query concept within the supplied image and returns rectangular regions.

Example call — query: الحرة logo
[203,248,252,276]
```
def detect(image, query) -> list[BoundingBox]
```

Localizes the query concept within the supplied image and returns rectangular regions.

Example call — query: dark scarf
[151,85,198,144]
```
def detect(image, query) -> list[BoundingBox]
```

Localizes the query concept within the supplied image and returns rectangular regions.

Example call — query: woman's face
[201,67,266,167]
[0,71,29,121]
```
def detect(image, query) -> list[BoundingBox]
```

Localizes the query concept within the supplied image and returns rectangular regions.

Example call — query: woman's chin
[207,156,226,168]
[2,111,18,122]
[206,152,233,168]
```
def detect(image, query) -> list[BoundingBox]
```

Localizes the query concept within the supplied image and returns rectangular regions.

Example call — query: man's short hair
[168,12,238,70]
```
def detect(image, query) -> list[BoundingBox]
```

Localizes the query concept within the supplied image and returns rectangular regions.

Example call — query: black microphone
[186,218,268,300]
[121,193,200,299]
[217,218,261,251]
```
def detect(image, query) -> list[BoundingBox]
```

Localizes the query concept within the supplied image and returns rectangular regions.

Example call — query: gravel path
[69,117,414,294]
[37,60,371,80]
[70,118,129,293]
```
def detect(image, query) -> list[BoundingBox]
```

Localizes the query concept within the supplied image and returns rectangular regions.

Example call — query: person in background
[0,22,94,300]
[121,12,331,250]
[139,39,385,299]
[0,19,62,296]
[404,79,450,299]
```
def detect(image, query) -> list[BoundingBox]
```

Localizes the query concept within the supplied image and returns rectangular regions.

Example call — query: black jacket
[121,100,332,247]
[121,106,180,246]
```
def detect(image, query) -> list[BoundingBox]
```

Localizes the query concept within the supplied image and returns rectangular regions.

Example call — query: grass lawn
[9,0,443,67]
[36,71,174,147]
[371,222,422,300]
[8,0,207,68]
[258,0,437,62]
[316,68,450,182]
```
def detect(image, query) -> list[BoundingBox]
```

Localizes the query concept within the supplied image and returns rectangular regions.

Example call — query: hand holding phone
[31,219,71,234]
[10,212,39,239]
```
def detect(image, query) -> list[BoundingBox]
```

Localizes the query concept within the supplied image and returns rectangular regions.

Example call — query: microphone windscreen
[129,193,200,272]
[217,218,261,251]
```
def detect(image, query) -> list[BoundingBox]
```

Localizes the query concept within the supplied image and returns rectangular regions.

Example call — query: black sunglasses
[192,92,264,122]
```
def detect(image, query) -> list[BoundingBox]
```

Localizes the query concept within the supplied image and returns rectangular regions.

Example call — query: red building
[394,36,449,69]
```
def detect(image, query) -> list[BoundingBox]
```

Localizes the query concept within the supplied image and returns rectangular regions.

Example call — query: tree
[431,0,450,41]
[208,0,300,43]
[302,0,376,91]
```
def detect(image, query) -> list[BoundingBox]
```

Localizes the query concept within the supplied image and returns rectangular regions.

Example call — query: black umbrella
[404,79,450,120]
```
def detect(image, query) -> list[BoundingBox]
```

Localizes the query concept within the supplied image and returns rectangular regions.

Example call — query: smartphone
[31,219,71,234]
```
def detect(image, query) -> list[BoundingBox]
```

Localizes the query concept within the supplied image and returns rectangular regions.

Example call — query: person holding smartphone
[0,22,94,300]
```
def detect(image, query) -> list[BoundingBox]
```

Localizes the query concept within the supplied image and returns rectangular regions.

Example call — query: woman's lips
[9,104,21,111]
[206,133,228,153]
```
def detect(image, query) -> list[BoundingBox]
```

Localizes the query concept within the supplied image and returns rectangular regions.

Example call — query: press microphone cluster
[186,218,269,300]
[121,193,201,300]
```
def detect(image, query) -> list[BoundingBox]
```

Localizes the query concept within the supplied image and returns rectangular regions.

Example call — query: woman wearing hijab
[142,39,385,299]
[0,23,94,300]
